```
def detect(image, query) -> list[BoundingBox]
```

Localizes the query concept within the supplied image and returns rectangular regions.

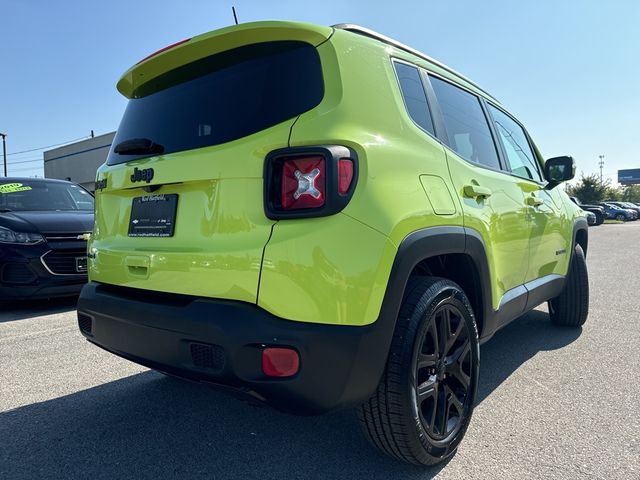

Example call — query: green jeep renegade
[77,21,589,465]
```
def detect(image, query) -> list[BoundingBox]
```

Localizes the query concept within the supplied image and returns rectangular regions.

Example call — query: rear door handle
[463,184,492,199]
[525,196,544,207]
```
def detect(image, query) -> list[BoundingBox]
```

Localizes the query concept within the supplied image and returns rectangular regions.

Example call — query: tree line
[566,173,640,204]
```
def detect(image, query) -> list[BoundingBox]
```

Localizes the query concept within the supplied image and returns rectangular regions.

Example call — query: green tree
[606,185,623,201]
[566,173,610,203]
[621,185,640,203]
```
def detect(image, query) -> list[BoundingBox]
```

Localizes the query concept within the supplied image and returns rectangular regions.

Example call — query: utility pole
[0,133,7,177]
[598,154,605,184]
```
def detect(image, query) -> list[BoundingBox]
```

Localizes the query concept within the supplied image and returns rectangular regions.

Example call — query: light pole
[598,154,605,184]
[0,133,6,177]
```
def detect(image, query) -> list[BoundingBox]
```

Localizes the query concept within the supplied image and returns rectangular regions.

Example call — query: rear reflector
[137,38,191,64]
[338,159,354,194]
[281,156,325,209]
[262,347,300,377]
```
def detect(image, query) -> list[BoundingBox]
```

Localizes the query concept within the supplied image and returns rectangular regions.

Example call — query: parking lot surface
[1,223,639,479]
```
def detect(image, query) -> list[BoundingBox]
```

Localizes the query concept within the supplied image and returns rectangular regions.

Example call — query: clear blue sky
[2,0,638,183]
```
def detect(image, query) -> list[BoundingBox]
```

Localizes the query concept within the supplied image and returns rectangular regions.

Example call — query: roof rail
[332,23,498,103]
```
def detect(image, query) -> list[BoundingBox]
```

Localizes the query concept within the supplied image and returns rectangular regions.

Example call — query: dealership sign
[618,168,640,185]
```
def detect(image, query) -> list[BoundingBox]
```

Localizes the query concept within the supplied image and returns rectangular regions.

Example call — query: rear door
[425,74,531,310]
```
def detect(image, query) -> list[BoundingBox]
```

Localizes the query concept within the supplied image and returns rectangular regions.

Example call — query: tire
[548,244,589,327]
[357,277,480,465]
[615,214,626,222]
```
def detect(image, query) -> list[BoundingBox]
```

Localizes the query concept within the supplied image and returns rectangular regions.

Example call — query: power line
[8,158,43,165]
[7,135,90,156]
[7,152,47,160]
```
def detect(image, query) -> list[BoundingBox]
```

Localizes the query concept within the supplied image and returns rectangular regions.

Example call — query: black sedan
[0,178,93,301]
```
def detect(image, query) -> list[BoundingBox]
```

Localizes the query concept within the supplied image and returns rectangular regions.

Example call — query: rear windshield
[107,41,324,165]
[0,181,94,211]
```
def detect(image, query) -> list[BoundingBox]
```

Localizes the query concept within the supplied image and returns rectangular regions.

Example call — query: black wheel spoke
[445,384,464,415]
[447,339,470,365]
[447,344,471,390]
[430,313,440,356]
[428,395,438,432]
[436,388,448,435]
[417,353,437,368]
[417,377,437,402]
[447,313,464,353]
[452,368,471,389]
[440,308,451,353]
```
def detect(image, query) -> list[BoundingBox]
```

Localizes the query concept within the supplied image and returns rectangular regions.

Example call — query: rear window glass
[107,41,324,165]
[393,62,435,135]
[429,75,501,170]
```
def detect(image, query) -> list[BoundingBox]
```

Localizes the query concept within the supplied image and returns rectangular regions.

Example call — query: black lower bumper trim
[77,282,391,415]
[0,281,84,301]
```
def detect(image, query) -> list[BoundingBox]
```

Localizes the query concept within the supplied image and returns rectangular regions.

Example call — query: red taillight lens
[262,347,300,377]
[338,159,354,195]
[264,146,357,219]
[281,156,325,209]
[136,38,191,64]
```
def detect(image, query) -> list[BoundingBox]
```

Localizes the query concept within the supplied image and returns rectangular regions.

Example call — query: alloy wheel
[414,304,472,441]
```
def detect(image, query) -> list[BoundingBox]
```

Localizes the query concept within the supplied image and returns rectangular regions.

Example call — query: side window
[393,62,435,136]
[429,75,501,170]
[488,105,543,181]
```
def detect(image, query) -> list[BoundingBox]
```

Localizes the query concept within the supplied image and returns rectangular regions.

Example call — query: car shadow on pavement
[0,371,446,480]
[477,308,582,404]
[0,308,580,480]
[0,296,78,323]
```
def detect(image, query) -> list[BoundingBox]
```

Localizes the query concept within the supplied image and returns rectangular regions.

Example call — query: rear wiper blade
[114,138,164,155]
[0,208,12,212]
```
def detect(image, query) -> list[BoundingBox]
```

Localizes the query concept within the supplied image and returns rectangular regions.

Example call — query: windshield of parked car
[0,181,94,212]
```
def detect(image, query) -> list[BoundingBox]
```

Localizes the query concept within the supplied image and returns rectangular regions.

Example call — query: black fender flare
[380,226,492,340]
[347,226,492,405]
[572,216,589,257]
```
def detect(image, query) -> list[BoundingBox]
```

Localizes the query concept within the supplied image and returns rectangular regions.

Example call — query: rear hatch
[90,22,331,303]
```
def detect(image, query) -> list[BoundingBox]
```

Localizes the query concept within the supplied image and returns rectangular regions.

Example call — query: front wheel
[357,277,480,465]
[615,214,626,222]
[548,244,589,327]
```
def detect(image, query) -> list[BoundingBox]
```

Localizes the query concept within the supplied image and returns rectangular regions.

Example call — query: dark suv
[0,178,93,300]
[569,197,605,225]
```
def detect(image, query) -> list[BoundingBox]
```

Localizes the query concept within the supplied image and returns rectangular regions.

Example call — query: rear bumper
[77,282,389,414]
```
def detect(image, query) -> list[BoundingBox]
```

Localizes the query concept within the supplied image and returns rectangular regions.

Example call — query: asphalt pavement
[1,223,639,479]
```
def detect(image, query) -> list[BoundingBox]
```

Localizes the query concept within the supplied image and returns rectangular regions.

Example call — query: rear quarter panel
[258,30,465,325]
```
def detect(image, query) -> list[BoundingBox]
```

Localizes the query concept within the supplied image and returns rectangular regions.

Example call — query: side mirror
[544,156,575,189]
